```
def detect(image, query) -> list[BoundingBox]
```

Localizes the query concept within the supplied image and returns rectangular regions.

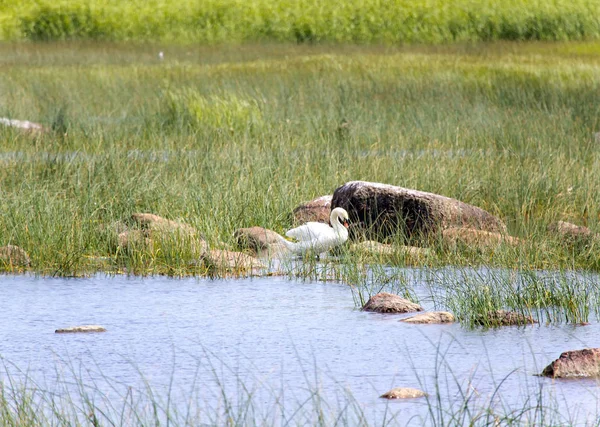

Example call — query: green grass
[1,41,599,278]
[1,0,600,44]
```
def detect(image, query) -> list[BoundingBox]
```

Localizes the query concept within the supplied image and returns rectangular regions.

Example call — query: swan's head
[332,207,350,229]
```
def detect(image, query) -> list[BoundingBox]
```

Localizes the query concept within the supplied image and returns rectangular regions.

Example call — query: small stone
[55,325,106,333]
[401,311,455,324]
[234,226,289,257]
[0,117,46,135]
[541,348,600,378]
[292,195,332,225]
[351,241,431,258]
[0,245,31,267]
[202,249,266,272]
[130,213,197,235]
[362,292,423,313]
[548,221,594,244]
[473,310,536,327]
[380,387,427,399]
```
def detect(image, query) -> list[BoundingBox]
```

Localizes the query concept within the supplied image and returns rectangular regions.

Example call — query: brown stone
[331,181,506,242]
[130,213,197,235]
[401,311,455,324]
[118,230,152,248]
[473,310,537,327]
[442,227,521,250]
[292,195,332,225]
[55,325,106,333]
[380,387,427,399]
[0,245,31,267]
[548,221,594,244]
[202,249,266,272]
[234,226,289,256]
[362,292,423,314]
[541,348,600,378]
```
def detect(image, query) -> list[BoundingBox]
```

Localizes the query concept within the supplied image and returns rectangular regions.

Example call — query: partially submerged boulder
[201,249,266,273]
[55,325,106,333]
[541,348,600,378]
[0,245,31,267]
[380,387,427,399]
[401,311,455,324]
[362,292,423,313]
[473,310,537,327]
[292,195,332,225]
[332,181,506,242]
[234,226,288,257]
[548,221,594,244]
[442,227,521,250]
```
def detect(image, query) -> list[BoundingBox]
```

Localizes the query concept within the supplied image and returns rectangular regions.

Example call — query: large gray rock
[332,181,506,241]
[0,245,31,267]
[292,195,332,225]
[541,348,600,378]
[380,387,427,399]
[362,292,423,313]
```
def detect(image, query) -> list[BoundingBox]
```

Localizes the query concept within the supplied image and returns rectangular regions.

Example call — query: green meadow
[1,41,599,277]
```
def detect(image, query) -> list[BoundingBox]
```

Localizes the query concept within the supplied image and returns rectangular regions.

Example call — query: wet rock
[351,240,431,259]
[380,387,427,399]
[541,348,600,378]
[362,292,423,314]
[0,118,46,135]
[442,227,521,250]
[332,181,506,242]
[234,226,289,256]
[55,325,106,333]
[473,310,537,327]
[0,245,31,267]
[401,311,455,324]
[292,195,332,225]
[202,249,266,273]
[548,221,594,244]
[130,213,197,235]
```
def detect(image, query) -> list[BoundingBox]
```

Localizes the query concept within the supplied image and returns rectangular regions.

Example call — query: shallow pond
[1,272,600,425]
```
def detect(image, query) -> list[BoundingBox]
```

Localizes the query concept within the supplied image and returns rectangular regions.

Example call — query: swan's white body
[281,207,350,255]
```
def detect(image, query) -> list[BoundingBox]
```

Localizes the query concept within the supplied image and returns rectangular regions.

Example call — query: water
[1,273,600,425]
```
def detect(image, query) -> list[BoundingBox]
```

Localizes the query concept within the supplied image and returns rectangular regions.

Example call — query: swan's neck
[330,213,348,238]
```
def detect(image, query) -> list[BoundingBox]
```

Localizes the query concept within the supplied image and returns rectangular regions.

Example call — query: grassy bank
[1,0,600,43]
[0,42,599,277]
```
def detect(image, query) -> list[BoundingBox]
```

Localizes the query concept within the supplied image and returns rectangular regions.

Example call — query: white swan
[281,207,350,255]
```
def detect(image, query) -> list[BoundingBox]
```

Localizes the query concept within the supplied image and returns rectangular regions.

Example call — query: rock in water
[473,310,536,327]
[55,325,106,333]
[541,348,600,378]
[332,181,506,241]
[362,292,423,313]
[380,387,427,399]
[400,311,455,324]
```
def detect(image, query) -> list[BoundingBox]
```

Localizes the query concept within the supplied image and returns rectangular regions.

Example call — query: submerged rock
[541,348,600,378]
[332,181,506,242]
[0,245,31,267]
[400,311,455,324]
[380,387,427,399]
[362,292,423,314]
[473,310,537,327]
[292,195,332,225]
[547,221,594,244]
[442,227,521,250]
[234,226,289,256]
[55,325,106,333]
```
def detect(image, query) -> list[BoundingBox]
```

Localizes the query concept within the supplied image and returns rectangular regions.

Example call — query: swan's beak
[343,219,350,229]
